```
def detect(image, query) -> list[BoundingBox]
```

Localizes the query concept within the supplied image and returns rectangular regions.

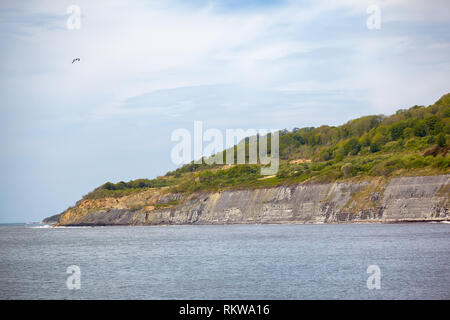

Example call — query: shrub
[437,133,446,147]
[433,156,450,170]
[370,143,380,153]
[341,163,353,178]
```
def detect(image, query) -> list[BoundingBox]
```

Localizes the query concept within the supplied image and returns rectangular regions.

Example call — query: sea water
[0,223,449,299]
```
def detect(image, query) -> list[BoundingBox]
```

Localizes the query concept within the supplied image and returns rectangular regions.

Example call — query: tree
[372,132,387,146]
[370,143,380,153]
[343,138,361,155]
[403,127,414,139]
[389,123,407,140]
[413,121,427,137]
[319,149,332,161]
[103,182,116,190]
[437,133,446,147]
[116,181,127,190]
[424,116,439,135]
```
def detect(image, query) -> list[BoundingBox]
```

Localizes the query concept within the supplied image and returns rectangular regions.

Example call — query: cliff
[52,174,449,226]
[42,213,62,224]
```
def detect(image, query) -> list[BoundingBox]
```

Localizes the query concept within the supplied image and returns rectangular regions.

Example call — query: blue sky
[1,0,449,222]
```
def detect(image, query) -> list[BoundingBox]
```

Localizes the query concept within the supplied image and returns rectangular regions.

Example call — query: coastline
[47,174,449,227]
[55,217,450,227]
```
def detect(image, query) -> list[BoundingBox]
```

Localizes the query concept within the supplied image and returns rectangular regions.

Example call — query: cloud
[1,0,450,222]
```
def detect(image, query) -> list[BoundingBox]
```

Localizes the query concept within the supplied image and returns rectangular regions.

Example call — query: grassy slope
[83,94,450,200]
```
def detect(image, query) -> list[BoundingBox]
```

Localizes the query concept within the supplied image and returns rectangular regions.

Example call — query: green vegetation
[154,200,181,209]
[83,178,178,199]
[83,94,450,199]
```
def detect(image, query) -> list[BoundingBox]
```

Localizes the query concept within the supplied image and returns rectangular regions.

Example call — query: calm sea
[0,223,449,299]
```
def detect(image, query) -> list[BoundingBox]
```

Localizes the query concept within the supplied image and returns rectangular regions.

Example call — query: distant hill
[83,93,450,199]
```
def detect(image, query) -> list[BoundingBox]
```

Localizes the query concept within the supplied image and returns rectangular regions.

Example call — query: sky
[0,0,449,223]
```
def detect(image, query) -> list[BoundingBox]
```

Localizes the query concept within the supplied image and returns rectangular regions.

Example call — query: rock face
[42,213,62,224]
[53,175,449,226]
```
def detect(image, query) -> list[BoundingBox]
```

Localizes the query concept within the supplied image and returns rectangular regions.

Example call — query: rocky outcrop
[51,175,449,226]
[42,213,62,224]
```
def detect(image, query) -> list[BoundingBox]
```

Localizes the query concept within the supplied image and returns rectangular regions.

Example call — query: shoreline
[53,218,450,227]
[46,174,450,227]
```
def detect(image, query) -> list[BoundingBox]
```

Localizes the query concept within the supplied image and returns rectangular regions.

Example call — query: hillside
[82,93,450,199]
[46,94,450,226]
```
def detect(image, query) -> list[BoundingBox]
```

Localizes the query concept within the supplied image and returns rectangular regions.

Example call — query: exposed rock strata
[52,175,449,226]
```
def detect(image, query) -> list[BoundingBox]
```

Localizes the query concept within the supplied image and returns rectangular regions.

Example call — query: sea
[0,223,449,299]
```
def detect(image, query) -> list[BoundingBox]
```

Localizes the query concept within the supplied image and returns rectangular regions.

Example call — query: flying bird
[72,58,80,64]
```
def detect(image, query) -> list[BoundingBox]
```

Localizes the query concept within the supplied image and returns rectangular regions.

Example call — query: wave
[29,224,93,229]
[29,224,52,228]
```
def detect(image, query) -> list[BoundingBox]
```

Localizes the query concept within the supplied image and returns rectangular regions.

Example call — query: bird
[72,58,80,64]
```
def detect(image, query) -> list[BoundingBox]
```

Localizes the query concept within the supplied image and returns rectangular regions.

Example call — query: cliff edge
[52,174,449,226]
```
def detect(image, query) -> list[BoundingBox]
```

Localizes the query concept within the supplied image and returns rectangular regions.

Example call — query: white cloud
[2,0,449,124]
[1,0,450,222]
